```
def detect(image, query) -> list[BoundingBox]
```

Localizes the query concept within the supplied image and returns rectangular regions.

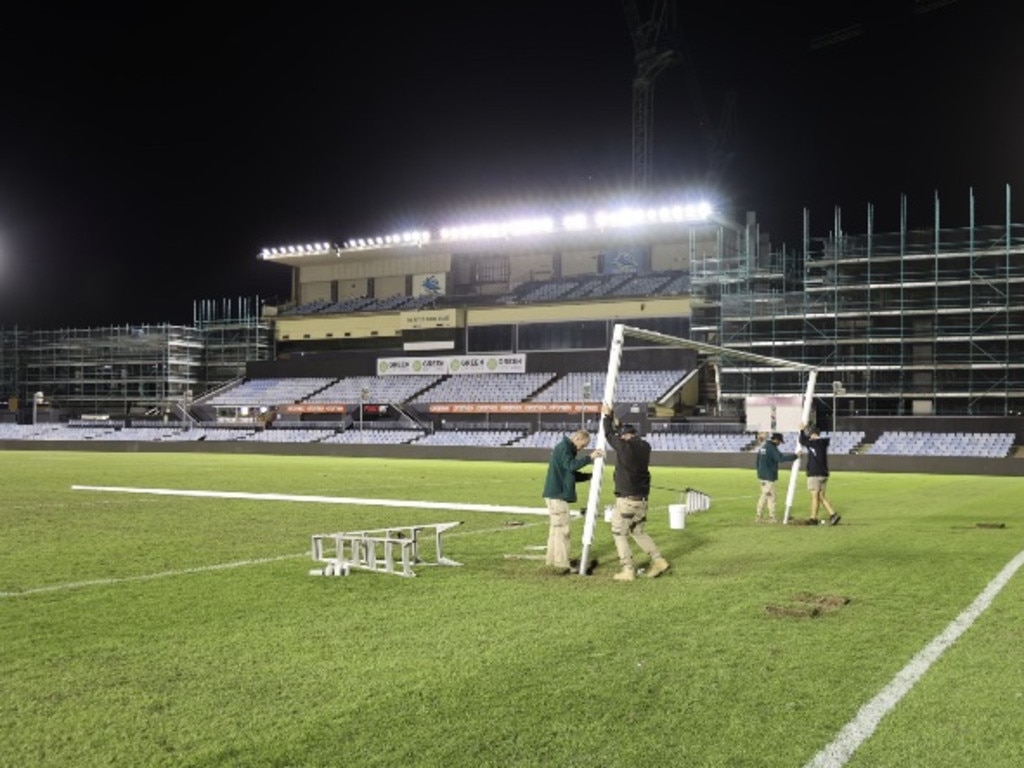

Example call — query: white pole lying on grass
[783,369,817,524]
[71,485,549,515]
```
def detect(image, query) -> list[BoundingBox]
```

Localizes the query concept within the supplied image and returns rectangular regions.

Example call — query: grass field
[2,450,1023,768]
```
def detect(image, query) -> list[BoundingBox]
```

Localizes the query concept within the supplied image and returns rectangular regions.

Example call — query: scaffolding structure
[692,187,1024,419]
[13,325,204,418]
[0,327,28,417]
[0,297,272,420]
[193,297,274,389]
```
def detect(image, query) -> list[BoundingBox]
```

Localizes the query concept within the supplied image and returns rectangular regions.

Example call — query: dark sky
[0,1,1018,328]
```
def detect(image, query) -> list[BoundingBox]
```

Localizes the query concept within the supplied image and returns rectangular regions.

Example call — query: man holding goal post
[799,423,841,525]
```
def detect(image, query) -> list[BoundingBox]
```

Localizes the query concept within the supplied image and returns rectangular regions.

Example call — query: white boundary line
[71,485,549,515]
[3,506,543,599]
[804,547,1024,768]
[0,554,305,598]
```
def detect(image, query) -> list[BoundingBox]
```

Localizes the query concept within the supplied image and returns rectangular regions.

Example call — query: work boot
[613,566,635,582]
[647,557,670,578]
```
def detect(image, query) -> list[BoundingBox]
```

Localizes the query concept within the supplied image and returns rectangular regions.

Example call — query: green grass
[2,451,1023,767]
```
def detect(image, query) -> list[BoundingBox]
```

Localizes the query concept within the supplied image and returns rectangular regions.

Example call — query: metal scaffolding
[0,297,272,421]
[10,325,203,418]
[691,186,1024,419]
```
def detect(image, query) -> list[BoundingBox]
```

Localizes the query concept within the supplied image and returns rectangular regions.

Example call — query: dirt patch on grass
[765,592,851,618]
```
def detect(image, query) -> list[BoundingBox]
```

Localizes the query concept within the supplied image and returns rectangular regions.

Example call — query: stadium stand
[205,377,334,406]
[247,428,337,443]
[409,372,556,404]
[0,423,66,439]
[654,273,690,294]
[645,432,755,452]
[515,280,581,304]
[614,273,676,296]
[321,428,426,445]
[412,429,526,448]
[165,427,258,441]
[278,298,333,316]
[868,431,1015,458]
[824,431,866,454]
[510,430,577,449]
[306,375,443,404]
[533,370,683,404]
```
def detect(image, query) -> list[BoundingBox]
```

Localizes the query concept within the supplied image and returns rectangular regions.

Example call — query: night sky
[0,1,1017,328]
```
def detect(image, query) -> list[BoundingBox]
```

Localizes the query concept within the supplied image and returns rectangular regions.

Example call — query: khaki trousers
[611,497,660,568]
[544,498,572,568]
[756,479,777,516]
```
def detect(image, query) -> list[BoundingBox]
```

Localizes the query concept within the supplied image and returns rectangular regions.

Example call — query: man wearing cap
[601,404,670,581]
[799,422,840,525]
[755,431,798,523]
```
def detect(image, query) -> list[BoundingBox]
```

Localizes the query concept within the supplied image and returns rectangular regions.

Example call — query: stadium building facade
[3,188,1024,431]
[259,188,1024,427]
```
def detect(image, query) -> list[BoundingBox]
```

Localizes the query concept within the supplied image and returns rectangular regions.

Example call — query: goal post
[577,323,818,571]
[578,324,625,572]
[782,369,817,524]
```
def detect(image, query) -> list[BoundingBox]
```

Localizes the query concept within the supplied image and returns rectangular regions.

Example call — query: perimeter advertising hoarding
[377,354,526,375]
[428,402,600,414]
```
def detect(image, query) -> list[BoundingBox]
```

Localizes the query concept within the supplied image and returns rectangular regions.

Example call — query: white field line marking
[3,498,542,599]
[0,554,305,598]
[456,522,545,537]
[804,547,1024,768]
[71,485,548,516]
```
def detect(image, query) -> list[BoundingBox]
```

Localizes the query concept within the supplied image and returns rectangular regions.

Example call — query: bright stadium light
[594,206,646,229]
[439,216,556,242]
[258,242,336,260]
[562,212,589,231]
[592,200,714,230]
[339,230,430,250]
[272,193,717,257]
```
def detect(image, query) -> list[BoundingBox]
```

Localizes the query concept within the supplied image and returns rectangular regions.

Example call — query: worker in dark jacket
[602,404,670,581]
[755,432,797,523]
[542,429,602,573]
[799,423,840,525]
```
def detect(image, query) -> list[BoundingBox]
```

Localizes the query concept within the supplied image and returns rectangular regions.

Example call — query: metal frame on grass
[577,324,818,573]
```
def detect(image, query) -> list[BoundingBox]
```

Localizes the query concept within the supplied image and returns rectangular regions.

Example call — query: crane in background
[621,0,676,191]
[622,0,737,192]
[681,43,737,191]
[809,0,958,49]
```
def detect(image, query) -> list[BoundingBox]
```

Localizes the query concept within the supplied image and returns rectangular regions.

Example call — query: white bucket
[669,503,687,530]
[604,504,615,523]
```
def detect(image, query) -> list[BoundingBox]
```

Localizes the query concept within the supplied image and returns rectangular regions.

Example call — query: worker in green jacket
[542,429,602,573]
[754,432,797,523]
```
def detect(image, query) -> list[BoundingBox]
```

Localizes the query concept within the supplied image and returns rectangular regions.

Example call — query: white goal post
[577,324,818,572]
